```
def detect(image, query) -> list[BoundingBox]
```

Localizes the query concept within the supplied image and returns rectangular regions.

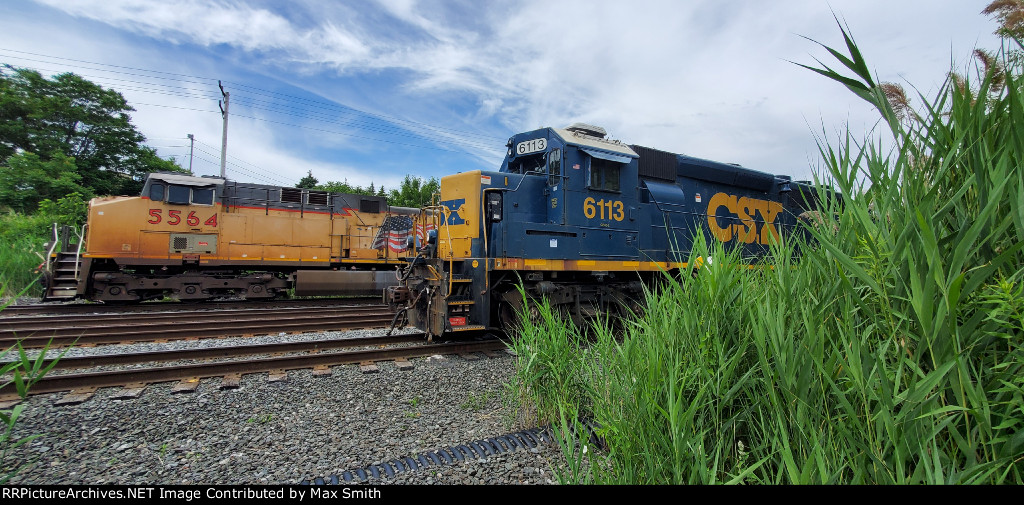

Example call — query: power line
[0,48,507,143]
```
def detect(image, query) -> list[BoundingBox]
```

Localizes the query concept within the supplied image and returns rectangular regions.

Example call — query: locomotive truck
[387,123,823,339]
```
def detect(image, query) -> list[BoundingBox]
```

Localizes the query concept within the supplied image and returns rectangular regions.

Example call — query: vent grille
[360,199,381,213]
[281,188,302,203]
[631,145,677,181]
[307,191,328,206]
[173,237,188,250]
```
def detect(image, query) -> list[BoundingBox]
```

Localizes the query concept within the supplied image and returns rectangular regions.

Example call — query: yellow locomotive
[42,172,420,302]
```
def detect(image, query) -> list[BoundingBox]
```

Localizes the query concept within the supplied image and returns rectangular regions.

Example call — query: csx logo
[707,192,783,244]
[440,198,466,225]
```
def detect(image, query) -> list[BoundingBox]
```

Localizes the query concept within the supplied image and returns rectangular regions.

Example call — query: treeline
[296,170,440,209]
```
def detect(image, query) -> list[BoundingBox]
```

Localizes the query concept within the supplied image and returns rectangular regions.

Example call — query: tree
[0,66,186,199]
[387,175,439,208]
[296,170,319,189]
[0,152,93,214]
[319,179,367,195]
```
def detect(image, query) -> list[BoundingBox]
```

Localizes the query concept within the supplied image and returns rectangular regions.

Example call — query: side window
[167,185,191,205]
[149,183,165,202]
[589,158,622,192]
[192,188,215,205]
[547,148,561,186]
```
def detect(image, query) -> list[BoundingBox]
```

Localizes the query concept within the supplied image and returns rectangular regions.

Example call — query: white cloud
[25,0,1006,181]
[34,0,371,65]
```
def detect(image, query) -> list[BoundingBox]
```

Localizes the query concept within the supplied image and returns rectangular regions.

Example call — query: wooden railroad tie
[312,364,332,377]
[394,358,414,371]
[267,369,288,382]
[171,377,201,393]
[359,361,379,374]
[110,382,147,400]
[220,374,241,390]
[56,387,97,405]
[0,398,22,409]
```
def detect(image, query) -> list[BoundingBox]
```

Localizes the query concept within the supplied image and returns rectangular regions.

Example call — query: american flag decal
[372,215,415,253]
[415,222,435,245]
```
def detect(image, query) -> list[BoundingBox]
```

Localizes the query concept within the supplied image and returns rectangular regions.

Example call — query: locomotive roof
[147,172,225,187]
[550,128,638,159]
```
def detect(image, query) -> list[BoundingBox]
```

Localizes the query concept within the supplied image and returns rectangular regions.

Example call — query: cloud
[28,0,1005,181]
[34,0,371,65]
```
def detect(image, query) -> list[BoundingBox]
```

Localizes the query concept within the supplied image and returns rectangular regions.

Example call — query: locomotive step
[447,299,475,306]
[450,276,472,282]
[449,324,486,332]
[45,288,77,298]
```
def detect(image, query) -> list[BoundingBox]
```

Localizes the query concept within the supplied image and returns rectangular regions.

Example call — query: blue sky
[0,0,1004,191]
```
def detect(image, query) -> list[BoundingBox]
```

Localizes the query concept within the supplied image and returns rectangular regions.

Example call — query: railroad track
[0,296,383,316]
[0,305,398,348]
[0,334,509,404]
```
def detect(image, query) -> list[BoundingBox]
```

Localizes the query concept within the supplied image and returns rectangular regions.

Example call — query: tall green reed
[510,25,1024,484]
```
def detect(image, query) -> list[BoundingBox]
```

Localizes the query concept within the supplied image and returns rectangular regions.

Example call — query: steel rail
[0,338,508,399]
[11,333,428,371]
[0,305,391,332]
[0,314,397,348]
[0,296,384,317]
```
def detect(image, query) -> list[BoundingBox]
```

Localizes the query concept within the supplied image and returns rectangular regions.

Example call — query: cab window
[192,188,215,205]
[149,183,165,202]
[589,158,621,192]
[167,185,191,205]
[547,149,561,186]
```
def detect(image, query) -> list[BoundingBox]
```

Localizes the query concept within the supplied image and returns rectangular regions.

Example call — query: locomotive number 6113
[582,197,624,221]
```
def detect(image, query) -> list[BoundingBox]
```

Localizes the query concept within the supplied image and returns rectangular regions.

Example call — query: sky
[0,0,1006,190]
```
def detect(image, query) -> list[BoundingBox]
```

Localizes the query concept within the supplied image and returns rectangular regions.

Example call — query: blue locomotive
[387,123,821,339]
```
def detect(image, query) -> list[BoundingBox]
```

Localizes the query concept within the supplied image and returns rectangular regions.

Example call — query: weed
[460,392,493,412]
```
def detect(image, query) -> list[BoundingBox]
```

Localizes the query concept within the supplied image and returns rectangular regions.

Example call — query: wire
[0,48,507,143]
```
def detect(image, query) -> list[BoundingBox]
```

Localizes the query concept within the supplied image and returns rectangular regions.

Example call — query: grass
[509,26,1024,484]
[246,414,273,424]
[0,219,48,301]
[460,392,493,412]
[1,281,67,483]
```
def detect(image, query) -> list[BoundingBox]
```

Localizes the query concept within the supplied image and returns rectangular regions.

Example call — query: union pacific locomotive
[42,172,419,302]
[387,123,823,339]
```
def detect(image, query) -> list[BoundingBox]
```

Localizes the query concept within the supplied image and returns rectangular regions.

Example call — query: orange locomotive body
[45,172,418,302]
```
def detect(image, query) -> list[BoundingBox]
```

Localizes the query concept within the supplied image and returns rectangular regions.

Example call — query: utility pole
[218,81,229,178]
[186,133,195,175]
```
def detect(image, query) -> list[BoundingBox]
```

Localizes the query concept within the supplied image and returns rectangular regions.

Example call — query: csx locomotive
[42,172,418,302]
[387,123,823,339]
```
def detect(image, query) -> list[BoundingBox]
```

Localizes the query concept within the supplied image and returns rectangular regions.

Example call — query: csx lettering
[706,192,783,245]
[147,209,218,227]
[583,197,624,221]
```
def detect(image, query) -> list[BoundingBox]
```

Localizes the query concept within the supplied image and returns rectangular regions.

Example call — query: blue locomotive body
[390,124,819,338]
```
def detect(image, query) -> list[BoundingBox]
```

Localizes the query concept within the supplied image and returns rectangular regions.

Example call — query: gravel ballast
[4,329,560,485]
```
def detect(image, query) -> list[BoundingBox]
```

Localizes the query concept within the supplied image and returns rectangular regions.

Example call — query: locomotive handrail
[72,224,86,287]
[44,222,60,275]
[419,204,455,298]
